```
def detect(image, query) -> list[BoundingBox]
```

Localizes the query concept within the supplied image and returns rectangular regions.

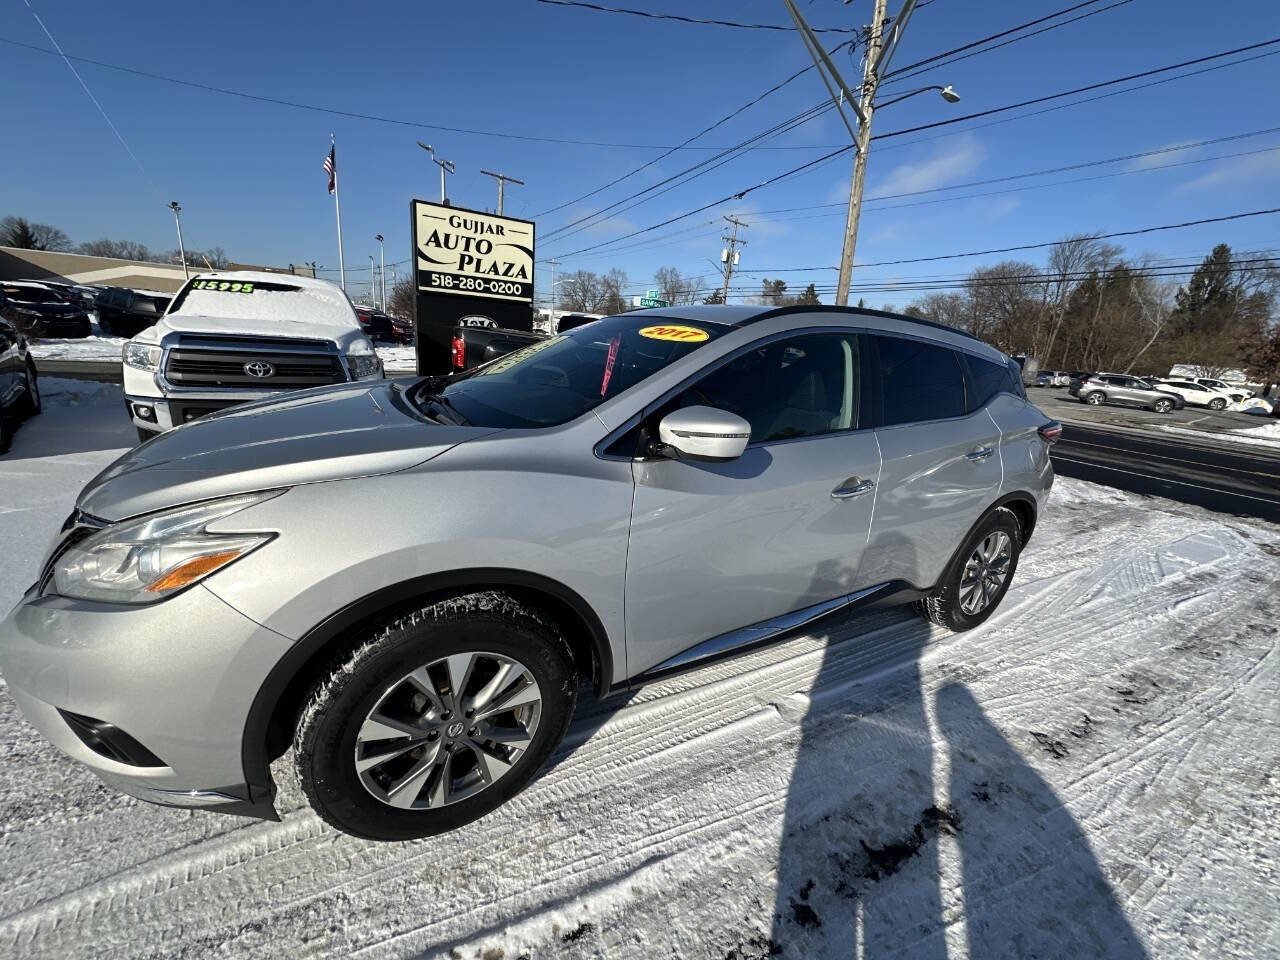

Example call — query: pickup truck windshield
[417,315,730,428]
[167,279,356,327]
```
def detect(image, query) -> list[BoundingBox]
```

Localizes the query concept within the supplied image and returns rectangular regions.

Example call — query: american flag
[324,144,336,195]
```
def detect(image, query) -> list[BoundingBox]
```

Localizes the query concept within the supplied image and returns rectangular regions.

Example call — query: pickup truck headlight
[345,340,382,380]
[123,342,162,371]
[51,491,282,604]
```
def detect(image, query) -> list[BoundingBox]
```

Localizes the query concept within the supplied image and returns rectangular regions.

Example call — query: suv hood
[79,381,499,520]
[159,311,363,348]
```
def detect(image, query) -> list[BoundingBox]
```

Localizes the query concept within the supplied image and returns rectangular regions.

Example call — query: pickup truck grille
[164,336,347,388]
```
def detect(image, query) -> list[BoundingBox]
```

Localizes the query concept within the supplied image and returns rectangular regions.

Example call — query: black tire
[914,507,1022,632]
[293,590,578,841]
[1083,391,1106,405]
[98,317,112,337]
[18,360,40,419]
[0,411,11,455]
[1208,398,1227,411]
[1152,398,1174,414]
[136,426,157,444]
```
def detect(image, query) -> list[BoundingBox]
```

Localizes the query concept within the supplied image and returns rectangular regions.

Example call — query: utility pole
[375,234,385,309]
[168,201,188,279]
[547,258,559,330]
[719,215,748,303]
[784,0,933,306]
[480,169,525,216]
[416,142,455,204]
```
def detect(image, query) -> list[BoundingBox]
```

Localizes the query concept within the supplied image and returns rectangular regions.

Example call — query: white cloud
[1128,140,1200,171]
[1174,151,1280,194]
[870,134,987,199]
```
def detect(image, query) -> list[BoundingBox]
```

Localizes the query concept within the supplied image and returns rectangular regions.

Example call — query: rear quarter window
[964,353,1020,410]
[876,335,967,426]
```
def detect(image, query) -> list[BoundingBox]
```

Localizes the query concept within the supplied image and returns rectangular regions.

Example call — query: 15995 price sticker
[428,273,525,297]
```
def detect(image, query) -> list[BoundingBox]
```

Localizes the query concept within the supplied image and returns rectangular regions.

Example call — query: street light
[876,84,960,110]
[416,141,455,205]
[375,234,385,310]
[168,201,188,279]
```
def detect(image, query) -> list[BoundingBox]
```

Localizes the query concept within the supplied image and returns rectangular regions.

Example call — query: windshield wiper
[419,392,470,425]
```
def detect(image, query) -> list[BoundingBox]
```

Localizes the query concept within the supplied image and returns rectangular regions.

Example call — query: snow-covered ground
[1,383,1278,959]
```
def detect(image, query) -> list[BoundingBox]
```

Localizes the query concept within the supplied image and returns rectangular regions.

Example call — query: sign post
[410,199,536,373]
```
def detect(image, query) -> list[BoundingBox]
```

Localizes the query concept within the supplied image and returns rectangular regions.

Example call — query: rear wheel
[1208,398,1227,411]
[18,360,40,418]
[1084,391,1106,405]
[98,317,113,336]
[293,591,578,841]
[1152,398,1174,414]
[915,507,1022,632]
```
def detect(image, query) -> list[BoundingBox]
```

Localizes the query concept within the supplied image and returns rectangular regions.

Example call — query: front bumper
[0,581,294,819]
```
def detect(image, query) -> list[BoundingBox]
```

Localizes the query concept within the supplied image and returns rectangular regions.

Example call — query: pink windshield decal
[600,333,622,397]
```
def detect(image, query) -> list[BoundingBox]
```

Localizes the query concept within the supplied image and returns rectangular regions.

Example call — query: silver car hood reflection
[79,380,498,520]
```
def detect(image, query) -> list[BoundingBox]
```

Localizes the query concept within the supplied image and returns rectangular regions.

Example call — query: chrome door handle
[831,478,875,500]
[965,447,994,462]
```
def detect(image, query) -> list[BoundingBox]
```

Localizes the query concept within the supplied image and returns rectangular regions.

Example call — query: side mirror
[657,405,751,463]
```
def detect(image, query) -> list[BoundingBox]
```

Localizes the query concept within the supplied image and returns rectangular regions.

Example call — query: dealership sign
[412,200,535,304]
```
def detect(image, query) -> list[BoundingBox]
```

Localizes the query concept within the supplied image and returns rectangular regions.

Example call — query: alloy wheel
[354,650,542,810]
[959,531,1013,615]
[1086,392,1104,405]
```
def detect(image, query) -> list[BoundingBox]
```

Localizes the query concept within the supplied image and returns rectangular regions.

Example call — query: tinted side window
[876,335,966,426]
[678,333,860,443]
[965,354,1018,410]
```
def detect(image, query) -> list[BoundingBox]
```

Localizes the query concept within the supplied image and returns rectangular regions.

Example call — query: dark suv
[0,282,91,338]
[96,287,172,338]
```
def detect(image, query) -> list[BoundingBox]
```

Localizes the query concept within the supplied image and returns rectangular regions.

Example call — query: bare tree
[77,238,157,261]
[387,277,415,318]
[653,266,704,305]
[1123,266,1172,373]
[1042,236,1120,365]
[560,268,629,314]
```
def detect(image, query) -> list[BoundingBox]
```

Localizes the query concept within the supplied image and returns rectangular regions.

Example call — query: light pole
[416,142,455,204]
[369,255,376,308]
[375,234,385,310]
[547,258,560,331]
[168,201,188,279]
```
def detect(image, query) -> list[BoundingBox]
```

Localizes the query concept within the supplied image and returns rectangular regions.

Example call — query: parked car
[450,322,544,370]
[1068,372,1184,413]
[355,307,399,343]
[0,304,1055,839]
[1188,377,1249,403]
[1148,378,1233,411]
[0,313,41,453]
[95,287,173,338]
[121,271,383,442]
[388,313,414,344]
[37,280,98,310]
[0,281,91,338]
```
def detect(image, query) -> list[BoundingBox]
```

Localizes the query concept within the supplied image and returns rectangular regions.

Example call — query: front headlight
[52,491,283,604]
[345,341,382,380]
[123,341,161,371]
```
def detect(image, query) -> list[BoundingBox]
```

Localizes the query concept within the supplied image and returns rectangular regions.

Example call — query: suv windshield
[4,285,64,304]
[415,314,730,428]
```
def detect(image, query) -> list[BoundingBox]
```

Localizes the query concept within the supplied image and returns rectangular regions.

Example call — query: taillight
[1038,421,1062,444]
[451,334,465,369]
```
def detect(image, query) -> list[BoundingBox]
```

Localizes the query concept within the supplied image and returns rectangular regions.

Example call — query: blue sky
[3,0,1278,307]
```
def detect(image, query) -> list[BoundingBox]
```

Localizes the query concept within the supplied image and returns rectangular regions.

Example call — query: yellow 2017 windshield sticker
[638,324,709,343]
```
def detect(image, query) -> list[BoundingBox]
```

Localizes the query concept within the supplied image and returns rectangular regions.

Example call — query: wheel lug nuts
[426,731,439,740]
[468,727,478,736]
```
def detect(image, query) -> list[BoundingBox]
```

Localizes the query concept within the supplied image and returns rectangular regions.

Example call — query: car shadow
[766,544,1149,958]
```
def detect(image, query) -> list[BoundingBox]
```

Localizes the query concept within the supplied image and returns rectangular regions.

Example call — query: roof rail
[740,303,982,343]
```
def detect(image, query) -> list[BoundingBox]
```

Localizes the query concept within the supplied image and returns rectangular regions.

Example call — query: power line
[731,208,1280,273]
[530,40,853,217]
[883,0,1124,82]
[542,44,1280,261]
[874,37,1280,143]
[534,0,857,32]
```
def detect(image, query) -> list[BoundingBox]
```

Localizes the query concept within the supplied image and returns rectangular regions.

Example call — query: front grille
[164,336,346,388]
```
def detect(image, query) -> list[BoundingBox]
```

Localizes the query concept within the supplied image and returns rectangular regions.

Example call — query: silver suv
[1069,372,1182,412]
[0,306,1056,840]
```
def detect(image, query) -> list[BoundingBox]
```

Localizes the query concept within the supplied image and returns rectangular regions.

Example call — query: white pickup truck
[122,271,383,441]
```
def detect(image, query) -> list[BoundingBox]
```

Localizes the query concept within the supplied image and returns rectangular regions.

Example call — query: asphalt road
[1050,421,1280,523]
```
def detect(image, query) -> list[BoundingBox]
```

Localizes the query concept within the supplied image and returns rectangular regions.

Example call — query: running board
[635,580,923,685]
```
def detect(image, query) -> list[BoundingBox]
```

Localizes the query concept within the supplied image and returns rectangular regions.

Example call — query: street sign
[633,294,671,308]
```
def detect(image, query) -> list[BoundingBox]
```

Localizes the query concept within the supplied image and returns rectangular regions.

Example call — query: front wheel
[293,591,578,841]
[915,507,1022,632]
[1152,398,1174,414]
[1208,398,1227,411]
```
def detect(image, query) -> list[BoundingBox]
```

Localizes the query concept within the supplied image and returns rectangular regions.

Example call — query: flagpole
[332,133,346,291]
